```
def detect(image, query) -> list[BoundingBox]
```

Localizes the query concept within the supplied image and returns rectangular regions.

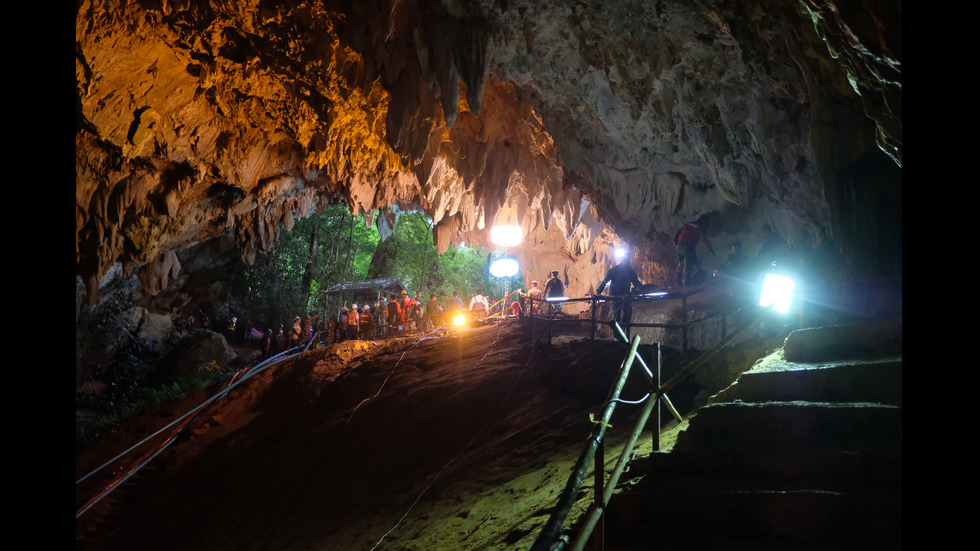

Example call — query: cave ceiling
[75,0,902,303]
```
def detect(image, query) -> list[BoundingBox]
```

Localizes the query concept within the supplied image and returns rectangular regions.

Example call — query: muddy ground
[75,318,694,550]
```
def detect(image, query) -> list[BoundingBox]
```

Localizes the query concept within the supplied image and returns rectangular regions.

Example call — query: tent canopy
[323,277,407,305]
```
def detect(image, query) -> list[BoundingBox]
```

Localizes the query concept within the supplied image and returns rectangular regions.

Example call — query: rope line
[345,325,447,424]
[367,320,532,550]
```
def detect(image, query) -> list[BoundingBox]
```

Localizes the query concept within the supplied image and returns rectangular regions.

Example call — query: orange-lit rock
[76,0,901,302]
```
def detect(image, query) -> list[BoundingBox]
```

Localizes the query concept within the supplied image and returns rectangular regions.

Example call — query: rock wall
[76,0,901,303]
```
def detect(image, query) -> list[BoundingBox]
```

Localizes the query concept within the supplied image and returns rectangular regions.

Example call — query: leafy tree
[367,212,438,293]
[241,205,379,327]
[240,206,520,327]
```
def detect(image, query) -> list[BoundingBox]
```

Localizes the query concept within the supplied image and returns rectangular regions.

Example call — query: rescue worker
[596,249,643,335]
[225,316,237,342]
[347,303,360,340]
[674,215,714,287]
[360,304,373,339]
[401,290,415,332]
[527,280,543,315]
[544,271,565,313]
[387,296,402,337]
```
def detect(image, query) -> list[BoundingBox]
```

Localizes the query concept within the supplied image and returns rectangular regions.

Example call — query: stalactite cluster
[76,0,901,302]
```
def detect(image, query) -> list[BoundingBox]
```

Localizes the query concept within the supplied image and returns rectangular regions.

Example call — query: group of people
[523,270,566,315]
[247,255,645,358]
[247,215,804,358]
[249,286,518,358]
[334,289,475,341]
[253,313,324,359]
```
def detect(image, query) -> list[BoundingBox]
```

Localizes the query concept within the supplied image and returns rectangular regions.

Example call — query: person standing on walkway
[596,249,643,333]
[544,271,565,313]
[527,280,543,315]
[673,215,714,287]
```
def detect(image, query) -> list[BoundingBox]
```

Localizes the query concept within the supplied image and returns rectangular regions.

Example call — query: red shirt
[674,222,713,252]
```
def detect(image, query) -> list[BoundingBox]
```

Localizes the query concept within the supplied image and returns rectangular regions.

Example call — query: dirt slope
[76,318,667,550]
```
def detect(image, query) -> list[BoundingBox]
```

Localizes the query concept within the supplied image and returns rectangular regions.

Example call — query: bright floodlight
[491,225,523,247]
[759,273,795,314]
[489,257,520,278]
[453,314,466,326]
[614,247,628,260]
[545,295,569,302]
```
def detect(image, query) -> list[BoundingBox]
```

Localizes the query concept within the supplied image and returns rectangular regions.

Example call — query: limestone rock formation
[76,0,901,302]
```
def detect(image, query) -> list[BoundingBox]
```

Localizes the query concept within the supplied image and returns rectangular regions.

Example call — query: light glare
[490,258,520,277]
[491,225,523,247]
[759,273,795,314]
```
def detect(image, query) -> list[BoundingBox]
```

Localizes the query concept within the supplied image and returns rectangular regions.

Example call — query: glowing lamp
[453,314,466,326]
[545,296,569,302]
[759,273,795,314]
[614,247,628,260]
[490,257,520,278]
[491,225,523,247]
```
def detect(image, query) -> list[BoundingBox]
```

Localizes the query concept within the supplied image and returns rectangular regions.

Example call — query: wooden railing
[523,274,741,353]
[527,323,667,551]
[526,299,780,551]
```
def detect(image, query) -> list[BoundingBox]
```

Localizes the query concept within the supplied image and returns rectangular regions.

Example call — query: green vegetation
[78,208,524,447]
[139,361,233,404]
[76,360,239,447]
[239,206,521,327]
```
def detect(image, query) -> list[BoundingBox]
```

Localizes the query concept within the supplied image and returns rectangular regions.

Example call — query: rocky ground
[76,317,702,551]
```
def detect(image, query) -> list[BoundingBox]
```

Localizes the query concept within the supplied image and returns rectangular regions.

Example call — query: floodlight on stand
[759,273,795,314]
[490,225,523,247]
[489,257,520,278]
